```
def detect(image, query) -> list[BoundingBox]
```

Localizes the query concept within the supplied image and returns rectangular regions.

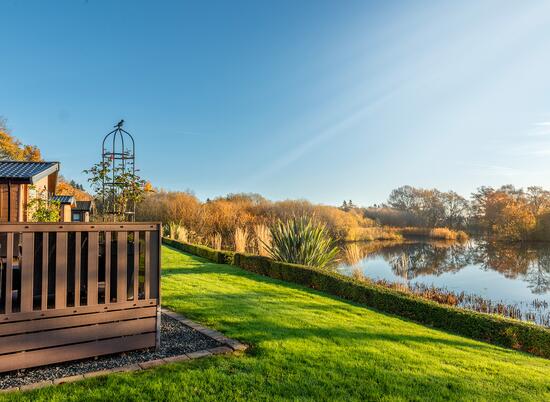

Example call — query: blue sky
[2,0,550,206]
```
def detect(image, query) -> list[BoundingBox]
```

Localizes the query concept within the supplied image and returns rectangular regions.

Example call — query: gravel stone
[0,314,222,389]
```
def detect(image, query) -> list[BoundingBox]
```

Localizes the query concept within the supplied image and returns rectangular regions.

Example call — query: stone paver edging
[3,309,248,394]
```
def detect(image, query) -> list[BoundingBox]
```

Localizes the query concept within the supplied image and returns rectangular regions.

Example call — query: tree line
[366,185,550,241]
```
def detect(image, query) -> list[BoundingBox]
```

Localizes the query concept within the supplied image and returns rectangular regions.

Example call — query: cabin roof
[51,195,76,205]
[74,201,93,211]
[0,161,59,184]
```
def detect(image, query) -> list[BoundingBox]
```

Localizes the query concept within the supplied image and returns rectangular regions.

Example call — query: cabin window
[72,212,81,222]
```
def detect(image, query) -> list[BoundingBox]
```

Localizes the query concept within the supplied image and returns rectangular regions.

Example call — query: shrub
[164,238,550,359]
[163,237,234,265]
[266,217,339,269]
[399,227,468,241]
[346,226,402,241]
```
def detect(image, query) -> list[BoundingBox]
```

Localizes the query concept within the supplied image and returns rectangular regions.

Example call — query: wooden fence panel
[0,222,161,373]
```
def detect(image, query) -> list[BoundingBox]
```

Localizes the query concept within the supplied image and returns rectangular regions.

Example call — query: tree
[470,186,495,231]
[387,186,448,227]
[485,192,535,241]
[340,200,349,211]
[441,191,469,229]
[0,118,42,161]
[84,161,148,221]
[526,186,550,216]
[388,185,421,212]
[27,186,60,222]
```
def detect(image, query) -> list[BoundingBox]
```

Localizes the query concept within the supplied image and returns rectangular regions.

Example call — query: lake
[336,239,550,326]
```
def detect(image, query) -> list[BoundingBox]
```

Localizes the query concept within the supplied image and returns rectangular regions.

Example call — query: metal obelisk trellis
[101,120,136,221]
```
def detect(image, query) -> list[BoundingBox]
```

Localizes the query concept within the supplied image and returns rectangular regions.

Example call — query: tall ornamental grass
[234,227,248,253]
[212,232,222,250]
[344,243,364,266]
[254,224,272,256]
[264,217,339,269]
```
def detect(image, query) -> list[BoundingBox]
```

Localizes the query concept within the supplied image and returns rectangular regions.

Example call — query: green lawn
[5,245,550,401]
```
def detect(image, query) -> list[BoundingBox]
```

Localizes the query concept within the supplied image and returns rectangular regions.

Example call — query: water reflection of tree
[470,241,532,279]
[526,249,550,294]
[474,241,550,294]
[382,242,472,279]
[349,239,550,294]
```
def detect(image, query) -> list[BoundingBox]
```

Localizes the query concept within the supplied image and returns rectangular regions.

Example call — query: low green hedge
[163,238,234,265]
[163,238,550,358]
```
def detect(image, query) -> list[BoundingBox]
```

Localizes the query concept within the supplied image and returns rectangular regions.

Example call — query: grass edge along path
[5,245,550,401]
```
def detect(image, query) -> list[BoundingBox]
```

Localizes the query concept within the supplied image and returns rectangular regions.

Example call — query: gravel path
[0,314,222,389]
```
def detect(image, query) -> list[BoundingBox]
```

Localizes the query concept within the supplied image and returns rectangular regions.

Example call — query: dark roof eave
[0,162,60,184]
[0,177,33,184]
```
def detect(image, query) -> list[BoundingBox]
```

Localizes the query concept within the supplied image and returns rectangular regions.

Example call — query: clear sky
[2,0,550,206]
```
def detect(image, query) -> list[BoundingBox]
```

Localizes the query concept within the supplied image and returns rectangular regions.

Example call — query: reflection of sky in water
[337,241,550,307]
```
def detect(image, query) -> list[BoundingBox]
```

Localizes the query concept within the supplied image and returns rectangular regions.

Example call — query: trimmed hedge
[163,238,550,359]
[163,238,234,265]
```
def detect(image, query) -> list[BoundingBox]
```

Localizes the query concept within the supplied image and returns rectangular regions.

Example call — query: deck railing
[0,222,161,373]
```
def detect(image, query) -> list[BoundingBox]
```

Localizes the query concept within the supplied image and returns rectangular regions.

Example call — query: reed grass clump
[346,227,402,241]
[176,226,189,243]
[234,227,248,253]
[399,227,469,241]
[344,243,364,266]
[254,224,272,256]
[212,232,222,250]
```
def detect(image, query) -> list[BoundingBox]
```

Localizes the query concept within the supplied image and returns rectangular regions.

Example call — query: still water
[337,240,550,324]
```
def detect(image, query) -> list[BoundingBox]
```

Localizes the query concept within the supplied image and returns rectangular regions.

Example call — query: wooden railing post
[41,233,48,310]
[5,233,13,314]
[55,232,68,310]
[21,232,34,312]
[87,231,98,306]
[74,232,81,307]
[104,231,110,303]
[144,231,150,300]
[133,230,139,301]
[117,231,127,302]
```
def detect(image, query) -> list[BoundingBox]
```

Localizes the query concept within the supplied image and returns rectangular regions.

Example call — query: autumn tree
[484,191,535,241]
[0,118,42,161]
[526,186,550,216]
[441,191,469,229]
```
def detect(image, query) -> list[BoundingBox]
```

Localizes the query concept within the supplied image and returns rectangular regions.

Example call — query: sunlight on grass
[10,245,550,401]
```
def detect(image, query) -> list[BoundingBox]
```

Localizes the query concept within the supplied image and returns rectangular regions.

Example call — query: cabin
[0,161,59,222]
[72,200,94,222]
[0,161,92,222]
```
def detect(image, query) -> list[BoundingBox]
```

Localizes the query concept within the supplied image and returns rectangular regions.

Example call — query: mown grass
[5,246,550,401]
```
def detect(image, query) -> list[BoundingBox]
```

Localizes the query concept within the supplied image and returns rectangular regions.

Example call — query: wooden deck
[0,222,161,373]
